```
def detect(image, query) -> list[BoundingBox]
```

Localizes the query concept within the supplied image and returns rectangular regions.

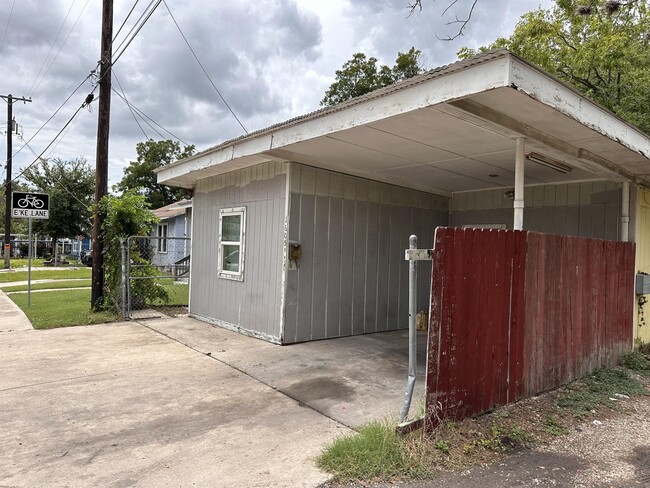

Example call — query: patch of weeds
[317,421,431,481]
[557,367,646,417]
[474,423,534,452]
[433,439,451,454]
[542,415,570,436]
[622,351,650,376]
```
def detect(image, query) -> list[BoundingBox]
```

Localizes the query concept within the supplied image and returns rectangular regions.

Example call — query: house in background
[157,50,650,345]
[151,199,192,271]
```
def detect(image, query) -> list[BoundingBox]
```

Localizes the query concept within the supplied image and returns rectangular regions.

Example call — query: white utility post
[621,181,630,242]
[514,137,525,231]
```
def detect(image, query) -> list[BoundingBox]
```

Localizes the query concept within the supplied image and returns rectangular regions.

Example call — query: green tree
[98,190,167,311]
[116,139,195,209]
[320,47,424,106]
[23,157,94,243]
[0,181,29,237]
[458,0,650,133]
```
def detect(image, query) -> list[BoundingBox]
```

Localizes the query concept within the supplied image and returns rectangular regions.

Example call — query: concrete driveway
[0,317,426,487]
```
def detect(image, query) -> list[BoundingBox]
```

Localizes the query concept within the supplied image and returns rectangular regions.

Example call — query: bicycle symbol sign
[12,192,50,219]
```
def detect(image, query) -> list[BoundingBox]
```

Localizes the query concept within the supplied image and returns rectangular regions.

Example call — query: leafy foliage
[22,157,94,242]
[320,47,424,106]
[458,0,650,133]
[115,139,195,209]
[98,190,167,310]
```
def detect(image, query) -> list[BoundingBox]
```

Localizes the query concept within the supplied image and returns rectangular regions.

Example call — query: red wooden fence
[425,228,635,433]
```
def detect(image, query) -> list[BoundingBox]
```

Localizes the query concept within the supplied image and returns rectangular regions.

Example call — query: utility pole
[2,94,32,269]
[91,0,113,309]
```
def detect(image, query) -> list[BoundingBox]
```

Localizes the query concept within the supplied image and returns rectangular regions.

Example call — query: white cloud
[0,0,552,189]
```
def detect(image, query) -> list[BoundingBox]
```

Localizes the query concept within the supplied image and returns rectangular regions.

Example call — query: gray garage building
[157,50,650,344]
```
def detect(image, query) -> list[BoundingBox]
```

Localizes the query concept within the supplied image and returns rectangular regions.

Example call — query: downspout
[514,137,525,231]
[621,181,630,242]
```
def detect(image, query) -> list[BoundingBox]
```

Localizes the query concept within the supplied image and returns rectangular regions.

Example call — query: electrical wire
[24,0,79,101]
[112,70,149,140]
[110,74,191,145]
[28,0,92,100]
[12,69,97,160]
[18,134,92,211]
[14,0,148,154]
[112,0,141,46]
[112,0,162,67]
[11,90,94,183]
[162,0,248,134]
[0,0,16,57]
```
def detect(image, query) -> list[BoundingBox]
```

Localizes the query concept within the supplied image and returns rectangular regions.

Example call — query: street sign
[11,192,49,219]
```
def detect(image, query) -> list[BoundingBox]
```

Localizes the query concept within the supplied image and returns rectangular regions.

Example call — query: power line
[112,0,162,67]
[28,0,92,101]
[11,93,92,183]
[112,70,149,140]
[18,134,92,212]
[111,83,190,145]
[112,0,141,46]
[162,0,248,134]
[24,0,79,101]
[0,0,16,57]
[12,70,97,160]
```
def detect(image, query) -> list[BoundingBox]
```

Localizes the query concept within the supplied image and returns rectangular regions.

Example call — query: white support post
[514,137,525,231]
[621,181,630,242]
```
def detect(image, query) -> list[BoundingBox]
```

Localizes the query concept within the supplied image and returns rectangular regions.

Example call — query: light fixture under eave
[526,152,572,174]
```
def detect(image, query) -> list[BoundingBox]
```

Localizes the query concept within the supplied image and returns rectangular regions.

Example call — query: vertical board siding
[635,188,650,343]
[426,228,635,432]
[284,164,449,343]
[450,181,620,240]
[191,162,287,342]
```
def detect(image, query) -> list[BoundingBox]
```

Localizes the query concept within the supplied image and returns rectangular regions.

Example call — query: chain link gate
[125,235,190,319]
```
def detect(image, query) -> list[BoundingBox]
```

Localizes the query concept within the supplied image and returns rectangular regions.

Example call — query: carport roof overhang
[156,50,650,196]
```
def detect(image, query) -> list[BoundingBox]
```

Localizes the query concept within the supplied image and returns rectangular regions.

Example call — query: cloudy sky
[0,0,552,188]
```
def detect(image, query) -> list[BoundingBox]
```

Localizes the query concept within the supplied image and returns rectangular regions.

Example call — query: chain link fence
[124,236,190,319]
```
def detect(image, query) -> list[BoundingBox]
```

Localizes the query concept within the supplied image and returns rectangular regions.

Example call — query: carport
[157,49,650,345]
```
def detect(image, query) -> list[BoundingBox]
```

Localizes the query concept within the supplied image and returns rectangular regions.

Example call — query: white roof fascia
[509,57,650,160]
[157,56,512,186]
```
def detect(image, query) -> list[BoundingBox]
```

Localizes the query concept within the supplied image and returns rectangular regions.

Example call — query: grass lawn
[153,282,189,306]
[8,289,118,329]
[9,258,50,267]
[0,268,91,283]
[2,279,91,293]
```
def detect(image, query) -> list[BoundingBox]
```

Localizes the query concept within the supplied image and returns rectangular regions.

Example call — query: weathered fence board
[426,228,635,432]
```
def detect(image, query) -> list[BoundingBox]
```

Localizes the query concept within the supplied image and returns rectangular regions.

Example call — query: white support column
[621,181,630,242]
[514,137,525,231]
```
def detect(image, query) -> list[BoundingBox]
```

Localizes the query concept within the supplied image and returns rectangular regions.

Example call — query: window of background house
[218,207,246,281]
[157,223,168,253]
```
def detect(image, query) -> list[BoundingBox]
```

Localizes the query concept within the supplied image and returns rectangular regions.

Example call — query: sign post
[12,192,50,307]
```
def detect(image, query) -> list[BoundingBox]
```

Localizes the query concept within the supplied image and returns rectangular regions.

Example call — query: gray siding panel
[312,195,330,340]
[190,162,287,343]
[326,198,343,338]
[450,181,621,240]
[339,199,355,337]
[284,193,301,343]
[296,194,315,342]
[285,163,449,343]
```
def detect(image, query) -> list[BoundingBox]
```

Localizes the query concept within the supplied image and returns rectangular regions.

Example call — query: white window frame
[218,206,246,281]
[157,223,168,253]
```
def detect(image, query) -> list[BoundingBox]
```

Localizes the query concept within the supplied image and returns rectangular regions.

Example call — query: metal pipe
[514,137,525,231]
[27,218,32,307]
[126,237,131,319]
[621,181,630,242]
[121,238,127,319]
[399,234,418,424]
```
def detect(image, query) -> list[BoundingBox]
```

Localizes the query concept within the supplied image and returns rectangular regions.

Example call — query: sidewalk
[0,290,32,331]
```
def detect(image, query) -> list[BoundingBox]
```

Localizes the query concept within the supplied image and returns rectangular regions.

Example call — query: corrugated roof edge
[155,49,511,173]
